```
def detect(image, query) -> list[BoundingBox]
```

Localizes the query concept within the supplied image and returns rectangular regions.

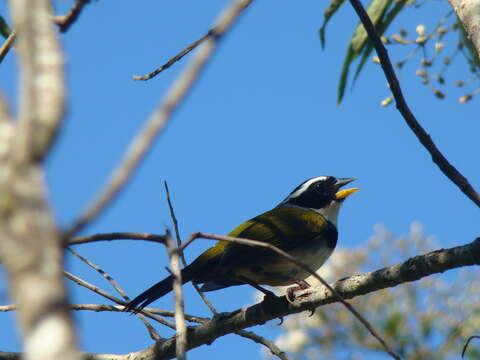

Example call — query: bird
[124,176,359,312]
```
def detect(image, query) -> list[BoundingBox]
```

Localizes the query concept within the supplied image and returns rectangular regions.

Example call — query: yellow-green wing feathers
[229,207,327,248]
[190,207,332,286]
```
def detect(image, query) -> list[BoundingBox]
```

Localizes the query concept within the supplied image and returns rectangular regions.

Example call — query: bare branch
[163,182,218,314]
[67,248,129,299]
[0,2,77,360]
[0,29,16,63]
[66,247,161,341]
[69,232,167,245]
[348,0,480,208]
[11,0,65,164]
[165,232,187,360]
[448,0,480,57]
[66,0,254,237]
[462,335,480,358]
[64,271,175,330]
[133,31,211,81]
[235,330,292,360]
[1,303,209,325]
[53,0,91,33]
[179,232,400,360]
[6,237,479,359]
[147,237,480,359]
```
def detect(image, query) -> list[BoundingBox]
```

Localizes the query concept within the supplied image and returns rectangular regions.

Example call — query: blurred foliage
[266,224,480,359]
[320,0,480,105]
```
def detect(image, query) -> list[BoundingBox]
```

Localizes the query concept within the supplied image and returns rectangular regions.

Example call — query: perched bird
[125,176,359,312]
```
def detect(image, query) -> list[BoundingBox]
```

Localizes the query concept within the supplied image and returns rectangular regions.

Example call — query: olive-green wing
[217,206,329,267]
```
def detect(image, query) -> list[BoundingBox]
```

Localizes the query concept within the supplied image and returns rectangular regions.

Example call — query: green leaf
[337,0,393,104]
[337,46,356,105]
[319,0,347,49]
[353,0,408,84]
[0,16,11,39]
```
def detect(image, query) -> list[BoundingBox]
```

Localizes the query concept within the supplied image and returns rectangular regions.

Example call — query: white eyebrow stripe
[288,176,327,199]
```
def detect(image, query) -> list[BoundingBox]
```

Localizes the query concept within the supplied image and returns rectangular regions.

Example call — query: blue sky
[1,0,479,358]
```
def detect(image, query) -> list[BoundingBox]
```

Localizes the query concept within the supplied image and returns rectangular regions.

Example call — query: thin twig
[164,182,185,262]
[67,247,129,298]
[66,0,254,237]
[153,237,480,359]
[64,271,175,330]
[53,0,91,33]
[164,182,218,314]
[66,247,161,340]
[69,232,167,245]
[348,0,480,208]
[462,335,480,357]
[0,303,209,324]
[164,184,289,359]
[0,30,16,63]
[64,271,125,306]
[133,31,211,81]
[179,232,401,360]
[166,232,187,360]
[235,330,292,360]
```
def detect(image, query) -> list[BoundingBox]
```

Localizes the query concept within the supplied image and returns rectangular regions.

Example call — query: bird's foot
[286,280,311,303]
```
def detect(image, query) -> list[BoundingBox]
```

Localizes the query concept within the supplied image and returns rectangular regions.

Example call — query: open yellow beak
[335,187,360,200]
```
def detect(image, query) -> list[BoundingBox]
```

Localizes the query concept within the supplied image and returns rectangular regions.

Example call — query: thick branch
[141,238,479,359]
[11,0,65,164]
[3,238,473,360]
[448,0,480,57]
[0,2,78,360]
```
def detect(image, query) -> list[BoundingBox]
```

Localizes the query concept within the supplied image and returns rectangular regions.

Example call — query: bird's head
[280,176,359,225]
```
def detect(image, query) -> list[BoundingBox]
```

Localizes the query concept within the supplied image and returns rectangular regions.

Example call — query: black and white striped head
[280,176,359,225]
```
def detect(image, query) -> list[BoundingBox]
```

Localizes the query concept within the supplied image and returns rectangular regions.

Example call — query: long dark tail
[124,267,194,313]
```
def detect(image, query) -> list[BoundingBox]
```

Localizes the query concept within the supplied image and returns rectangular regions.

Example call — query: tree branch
[11,0,65,164]
[165,232,187,360]
[53,0,91,33]
[4,238,478,359]
[68,232,167,245]
[448,0,480,57]
[133,31,211,81]
[136,237,480,359]
[66,0,254,237]
[0,2,78,360]
[0,29,15,63]
[348,0,480,208]
[66,248,161,340]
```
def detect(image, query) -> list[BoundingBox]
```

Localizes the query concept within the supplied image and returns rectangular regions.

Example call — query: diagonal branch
[165,232,187,360]
[67,248,161,340]
[148,237,480,359]
[66,0,254,237]
[163,185,295,360]
[4,237,479,360]
[64,271,176,330]
[69,232,167,245]
[0,29,16,63]
[347,0,480,208]
[53,0,91,33]
[133,31,211,81]
[179,232,399,359]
